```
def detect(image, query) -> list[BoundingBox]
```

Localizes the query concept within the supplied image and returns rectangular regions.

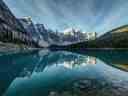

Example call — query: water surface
[1,50,128,96]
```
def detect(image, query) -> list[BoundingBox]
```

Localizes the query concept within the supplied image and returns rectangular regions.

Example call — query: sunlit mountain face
[4,0,128,34]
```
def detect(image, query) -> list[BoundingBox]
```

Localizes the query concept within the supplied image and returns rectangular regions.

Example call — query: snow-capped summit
[63,27,81,36]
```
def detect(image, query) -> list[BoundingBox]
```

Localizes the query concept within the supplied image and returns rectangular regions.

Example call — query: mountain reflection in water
[0,50,128,96]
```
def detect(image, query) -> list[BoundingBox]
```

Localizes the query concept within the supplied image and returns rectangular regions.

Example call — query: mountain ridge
[49,24,128,49]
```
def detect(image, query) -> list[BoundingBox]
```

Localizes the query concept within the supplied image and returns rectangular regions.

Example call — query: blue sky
[4,0,128,34]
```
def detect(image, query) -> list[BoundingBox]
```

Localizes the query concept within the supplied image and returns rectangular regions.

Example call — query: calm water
[1,50,128,96]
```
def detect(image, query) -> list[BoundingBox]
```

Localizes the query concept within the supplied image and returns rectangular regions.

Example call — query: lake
[1,50,128,96]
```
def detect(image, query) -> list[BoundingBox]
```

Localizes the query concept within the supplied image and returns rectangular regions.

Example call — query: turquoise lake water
[1,50,128,96]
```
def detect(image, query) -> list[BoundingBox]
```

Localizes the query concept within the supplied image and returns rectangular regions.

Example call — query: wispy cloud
[4,0,128,33]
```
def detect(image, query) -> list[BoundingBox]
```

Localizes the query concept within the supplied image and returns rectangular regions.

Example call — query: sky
[3,0,128,34]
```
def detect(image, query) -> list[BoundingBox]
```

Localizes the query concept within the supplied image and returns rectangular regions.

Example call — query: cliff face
[0,0,25,32]
[0,0,36,47]
[19,17,41,41]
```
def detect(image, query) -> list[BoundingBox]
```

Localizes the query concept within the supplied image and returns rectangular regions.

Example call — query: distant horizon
[4,0,128,34]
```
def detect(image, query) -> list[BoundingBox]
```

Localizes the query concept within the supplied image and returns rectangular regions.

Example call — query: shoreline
[49,47,128,51]
[0,42,41,55]
[1,41,128,55]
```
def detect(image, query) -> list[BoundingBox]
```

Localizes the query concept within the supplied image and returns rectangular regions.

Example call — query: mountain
[62,28,96,44]
[35,24,46,40]
[18,16,97,47]
[0,0,96,49]
[0,0,37,47]
[62,28,84,44]
[19,17,41,41]
[94,25,128,48]
[50,25,128,49]
[35,24,61,47]
[35,25,95,47]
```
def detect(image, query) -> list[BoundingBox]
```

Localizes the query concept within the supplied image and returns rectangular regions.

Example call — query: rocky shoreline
[0,42,38,55]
